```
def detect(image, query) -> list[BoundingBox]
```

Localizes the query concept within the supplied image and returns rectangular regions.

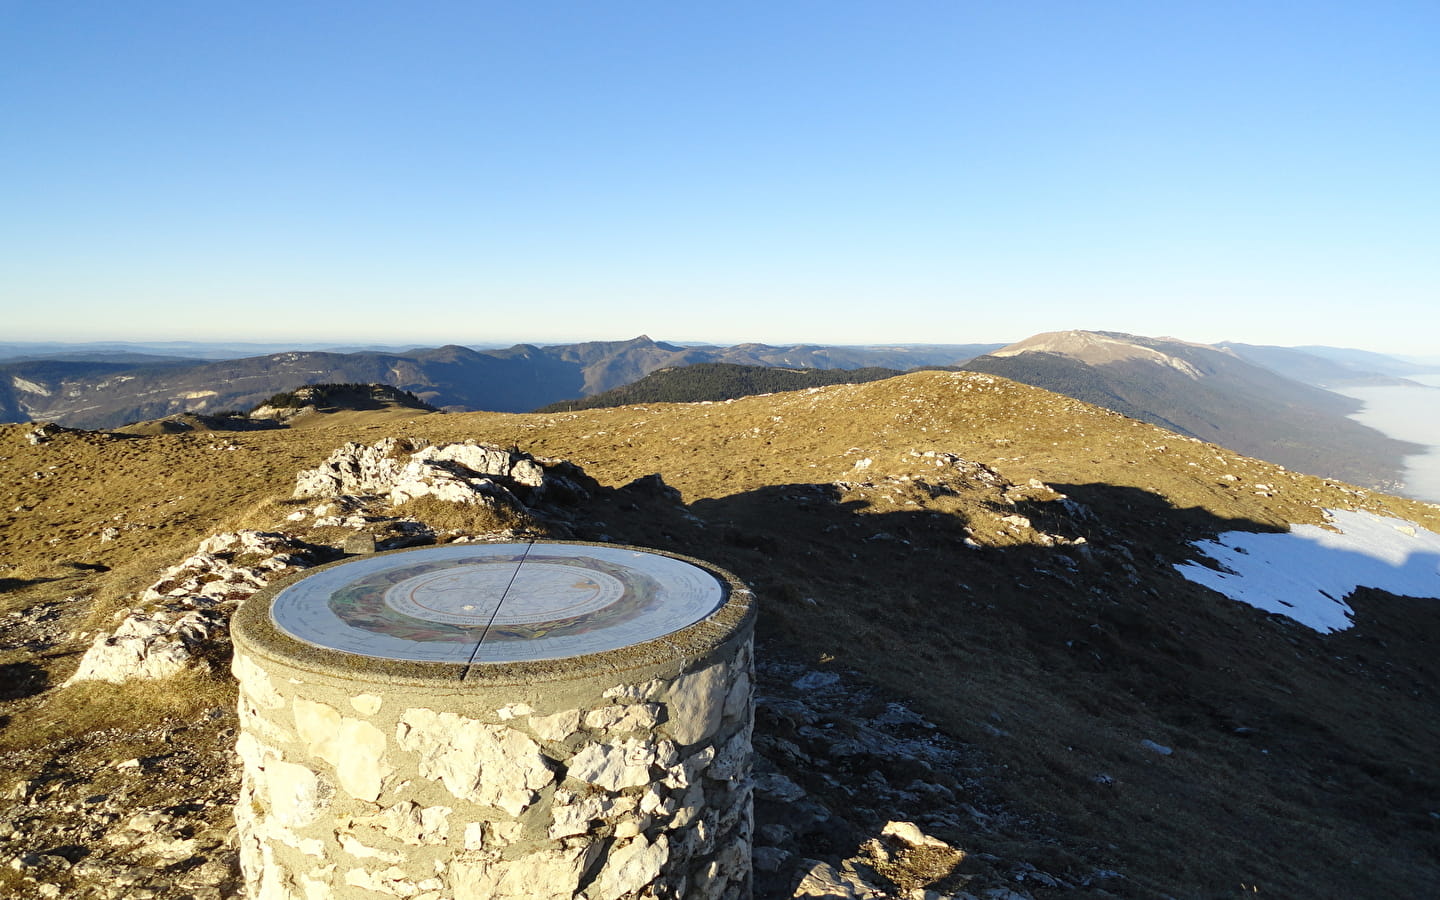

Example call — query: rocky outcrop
[293,437,588,510]
[24,422,72,444]
[65,532,328,685]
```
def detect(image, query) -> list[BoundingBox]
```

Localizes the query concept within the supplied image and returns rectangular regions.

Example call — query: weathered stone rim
[232,540,755,687]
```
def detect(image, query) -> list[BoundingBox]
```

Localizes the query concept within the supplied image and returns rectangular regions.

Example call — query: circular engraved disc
[268,543,729,664]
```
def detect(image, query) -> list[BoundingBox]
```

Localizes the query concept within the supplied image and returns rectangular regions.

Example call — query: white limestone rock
[549,789,627,840]
[396,708,554,815]
[881,820,953,851]
[338,834,403,863]
[585,703,662,733]
[530,708,582,743]
[723,666,752,721]
[344,865,421,897]
[603,679,665,702]
[588,834,670,900]
[64,609,222,685]
[234,653,285,710]
[381,802,451,845]
[387,458,515,508]
[707,726,753,783]
[568,738,657,791]
[350,693,383,716]
[665,662,729,745]
[71,530,322,686]
[294,438,423,499]
[792,859,883,898]
[293,697,393,802]
[663,746,716,789]
[293,437,575,510]
[450,845,598,900]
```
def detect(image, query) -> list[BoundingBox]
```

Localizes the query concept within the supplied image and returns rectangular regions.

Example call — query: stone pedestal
[230,542,755,900]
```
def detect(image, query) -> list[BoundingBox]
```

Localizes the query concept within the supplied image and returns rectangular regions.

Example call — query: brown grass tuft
[0,671,234,753]
[388,496,541,538]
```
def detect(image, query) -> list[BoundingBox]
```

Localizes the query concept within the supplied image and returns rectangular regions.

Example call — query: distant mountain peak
[992,330,1209,378]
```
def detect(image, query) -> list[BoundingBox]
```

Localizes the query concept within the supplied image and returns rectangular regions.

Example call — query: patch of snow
[1175,509,1440,633]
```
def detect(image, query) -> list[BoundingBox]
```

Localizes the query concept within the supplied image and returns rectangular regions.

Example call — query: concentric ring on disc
[268,543,729,664]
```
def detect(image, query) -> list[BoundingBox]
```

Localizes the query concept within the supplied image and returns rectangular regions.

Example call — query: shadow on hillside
[0,661,47,701]
[585,477,1440,897]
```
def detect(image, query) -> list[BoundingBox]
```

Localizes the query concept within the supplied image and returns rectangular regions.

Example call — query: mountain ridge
[964,330,1423,491]
[3,370,1439,896]
[0,338,1003,430]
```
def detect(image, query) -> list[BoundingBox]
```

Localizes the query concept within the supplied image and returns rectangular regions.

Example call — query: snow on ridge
[1175,509,1440,633]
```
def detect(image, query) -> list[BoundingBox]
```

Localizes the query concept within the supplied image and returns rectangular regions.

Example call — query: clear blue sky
[3,1,1437,354]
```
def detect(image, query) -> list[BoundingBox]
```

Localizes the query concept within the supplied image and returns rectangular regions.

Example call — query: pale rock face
[418,443,515,479]
[567,738,658,791]
[529,708,582,742]
[338,834,403,863]
[669,779,706,829]
[292,438,572,510]
[723,666,751,721]
[296,864,335,898]
[298,866,336,900]
[69,530,321,686]
[293,698,392,802]
[584,703,662,733]
[294,438,420,498]
[343,865,421,897]
[292,698,343,751]
[881,819,953,850]
[375,801,451,845]
[450,845,598,900]
[588,834,670,900]
[64,612,211,685]
[603,679,665,702]
[509,457,546,489]
[333,719,391,802]
[496,702,535,720]
[238,693,294,747]
[387,459,512,508]
[665,662,729,745]
[350,693,383,716]
[707,724,753,783]
[792,859,881,898]
[664,745,716,788]
[396,708,553,815]
[265,759,328,830]
[548,789,621,839]
[234,653,286,709]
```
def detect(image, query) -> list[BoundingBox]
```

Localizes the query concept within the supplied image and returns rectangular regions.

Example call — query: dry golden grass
[0,671,233,754]
[3,373,1440,897]
[387,495,540,538]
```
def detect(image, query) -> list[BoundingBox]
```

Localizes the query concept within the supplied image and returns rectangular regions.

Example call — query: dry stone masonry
[231,541,755,900]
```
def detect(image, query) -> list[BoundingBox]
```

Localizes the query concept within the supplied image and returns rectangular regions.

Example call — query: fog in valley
[1336,373,1440,504]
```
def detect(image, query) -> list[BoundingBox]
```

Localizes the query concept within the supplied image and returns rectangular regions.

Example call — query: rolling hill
[2,370,1438,897]
[962,330,1423,491]
[533,363,912,412]
[0,338,1000,430]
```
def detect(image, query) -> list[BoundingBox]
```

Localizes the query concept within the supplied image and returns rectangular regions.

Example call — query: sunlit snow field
[1176,509,1440,632]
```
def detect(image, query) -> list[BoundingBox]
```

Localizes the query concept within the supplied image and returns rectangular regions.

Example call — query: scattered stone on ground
[65,531,331,686]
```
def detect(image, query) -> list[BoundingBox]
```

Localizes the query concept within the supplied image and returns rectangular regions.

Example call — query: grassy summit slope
[2,371,1438,897]
[964,331,1423,491]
